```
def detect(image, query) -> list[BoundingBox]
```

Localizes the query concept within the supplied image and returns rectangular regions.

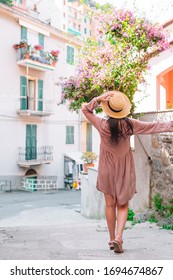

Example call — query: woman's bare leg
[116,202,128,240]
[104,194,116,241]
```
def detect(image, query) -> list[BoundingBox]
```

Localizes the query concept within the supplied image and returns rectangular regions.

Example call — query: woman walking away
[82,91,173,253]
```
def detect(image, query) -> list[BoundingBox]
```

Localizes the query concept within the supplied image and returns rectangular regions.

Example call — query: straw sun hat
[100,90,131,119]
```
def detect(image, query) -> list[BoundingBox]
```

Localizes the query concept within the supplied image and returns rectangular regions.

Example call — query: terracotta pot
[24,53,30,59]
[83,163,94,173]
[52,60,57,67]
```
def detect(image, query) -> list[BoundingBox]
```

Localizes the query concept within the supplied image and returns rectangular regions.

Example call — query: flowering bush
[60,8,170,114]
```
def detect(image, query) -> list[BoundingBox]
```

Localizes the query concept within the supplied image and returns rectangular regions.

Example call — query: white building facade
[0,1,83,191]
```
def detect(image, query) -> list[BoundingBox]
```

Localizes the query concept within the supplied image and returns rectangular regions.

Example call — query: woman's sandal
[113,235,124,253]
[108,240,116,250]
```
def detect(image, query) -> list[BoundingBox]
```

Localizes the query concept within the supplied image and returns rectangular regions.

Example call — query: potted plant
[24,44,31,59]
[13,40,28,50]
[19,39,28,48]
[50,50,60,66]
[81,151,98,173]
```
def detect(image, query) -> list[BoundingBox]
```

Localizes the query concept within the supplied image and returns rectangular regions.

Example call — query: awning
[64,151,83,164]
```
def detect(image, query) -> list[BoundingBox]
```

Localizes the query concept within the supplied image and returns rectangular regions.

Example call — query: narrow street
[0,189,173,260]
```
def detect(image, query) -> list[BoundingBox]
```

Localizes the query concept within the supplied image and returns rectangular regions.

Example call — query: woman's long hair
[107,117,133,145]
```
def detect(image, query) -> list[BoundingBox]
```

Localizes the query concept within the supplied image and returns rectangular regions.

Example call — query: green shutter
[67,46,74,64]
[31,125,37,159]
[38,33,44,48]
[26,125,31,160]
[70,126,74,144]
[26,125,37,160]
[66,126,74,144]
[38,80,43,111]
[66,126,70,144]
[21,26,27,40]
[86,123,92,151]
[20,76,27,110]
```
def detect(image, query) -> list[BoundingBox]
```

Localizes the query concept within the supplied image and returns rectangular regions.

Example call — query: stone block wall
[138,110,173,206]
[151,134,173,203]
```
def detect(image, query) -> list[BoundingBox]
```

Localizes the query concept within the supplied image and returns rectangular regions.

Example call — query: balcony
[17,97,55,117]
[13,42,59,71]
[17,146,53,167]
[21,177,58,191]
[67,28,81,37]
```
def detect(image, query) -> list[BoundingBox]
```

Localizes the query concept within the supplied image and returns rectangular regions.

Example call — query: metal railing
[21,177,57,191]
[16,47,53,66]
[17,97,55,116]
[17,146,53,166]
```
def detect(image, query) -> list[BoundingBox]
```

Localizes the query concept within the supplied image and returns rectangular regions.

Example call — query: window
[66,45,74,65]
[38,80,43,111]
[26,125,37,160]
[86,123,92,151]
[73,22,76,30]
[84,17,87,23]
[21,26,27,40]
[20,76,27,110]
[38,33,44,48]
[20,76,43,112]
[66,126,74,144]
[15,0,23,3]
[84,28,87,35]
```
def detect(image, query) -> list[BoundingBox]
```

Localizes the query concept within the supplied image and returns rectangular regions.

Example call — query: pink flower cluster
[51,50,60,57]
[61,7,171,113]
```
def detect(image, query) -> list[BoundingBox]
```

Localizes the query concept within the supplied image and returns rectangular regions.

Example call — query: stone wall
[0,175,58,192]
[137,110,173,206]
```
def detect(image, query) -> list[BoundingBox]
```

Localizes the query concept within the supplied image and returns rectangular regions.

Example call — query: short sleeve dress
[82,98,173,205]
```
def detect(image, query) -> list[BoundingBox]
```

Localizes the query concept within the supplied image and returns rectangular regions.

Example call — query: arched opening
[25,169,37,191]
[25,169,37,177]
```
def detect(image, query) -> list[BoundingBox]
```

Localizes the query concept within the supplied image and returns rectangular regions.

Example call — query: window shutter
[26,125,37,160]
[26,125,31,160]
[70,126,74,144]
[21,26,27,40]
[38,33,44,48]
[86,123,92,151]
[31,125,37,160]
[67,46,74,64]
[20,76,27,110]
[38,80,43,111]
[66,126,74,144]
[66,126,70,144]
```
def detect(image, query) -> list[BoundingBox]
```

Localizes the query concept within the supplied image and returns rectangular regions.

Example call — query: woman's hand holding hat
[96,92,114,102]
[99,91,131,119]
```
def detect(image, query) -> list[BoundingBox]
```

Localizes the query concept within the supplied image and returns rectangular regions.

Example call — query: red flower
[51,50,60,57]
[13,44,20,49]
[34,44,42,51]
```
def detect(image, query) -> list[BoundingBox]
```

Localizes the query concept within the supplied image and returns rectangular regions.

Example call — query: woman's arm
[131,118,173,135]
[81,98,102,131]
[81,92,114,131]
